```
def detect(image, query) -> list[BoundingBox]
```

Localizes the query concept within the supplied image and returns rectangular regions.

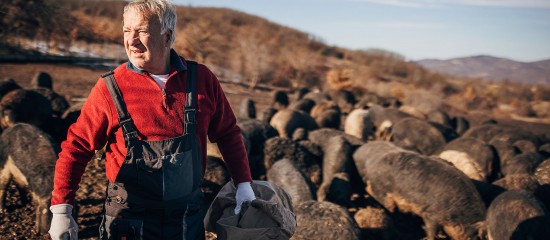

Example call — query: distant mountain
[416,55,550,85]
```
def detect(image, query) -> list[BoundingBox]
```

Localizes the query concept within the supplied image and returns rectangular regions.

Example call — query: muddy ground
[0,62,549,239]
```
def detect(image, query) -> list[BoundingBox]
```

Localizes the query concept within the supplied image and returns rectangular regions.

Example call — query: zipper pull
[162,88,167,109]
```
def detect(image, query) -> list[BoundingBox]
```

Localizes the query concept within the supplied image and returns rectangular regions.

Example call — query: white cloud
[352,0,550,9]
[352,0,438,8]
[373,21,443,28]
[459,0,550,8]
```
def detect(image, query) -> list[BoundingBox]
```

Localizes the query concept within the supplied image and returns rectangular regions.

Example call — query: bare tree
[177,19,226,64]
[281,46,323,90]
[234,27,273,90]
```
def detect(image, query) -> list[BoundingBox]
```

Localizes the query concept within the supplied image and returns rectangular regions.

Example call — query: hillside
[2,0,550,121]
[0,1,444,91]
[534,59,550,70]
[417,55,550,85]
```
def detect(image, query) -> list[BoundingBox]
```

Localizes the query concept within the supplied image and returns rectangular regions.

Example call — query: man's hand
[235,182,255,214]
[49,204,78,240]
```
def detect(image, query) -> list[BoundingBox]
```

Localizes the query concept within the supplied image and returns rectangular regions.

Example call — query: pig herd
[209,88,550,240]
[1,73,550,239]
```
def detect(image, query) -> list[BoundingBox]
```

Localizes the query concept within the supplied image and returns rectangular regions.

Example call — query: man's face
[123,8,170,74]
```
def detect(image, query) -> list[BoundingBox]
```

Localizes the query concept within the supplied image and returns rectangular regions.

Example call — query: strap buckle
[119,118,137,137]
[184,108,196,123]
[119,118,132,125]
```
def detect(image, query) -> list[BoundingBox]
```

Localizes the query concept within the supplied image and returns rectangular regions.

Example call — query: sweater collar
[126,49,187,74]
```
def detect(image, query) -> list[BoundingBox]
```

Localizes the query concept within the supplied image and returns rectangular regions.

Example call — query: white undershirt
[150,73,169,89]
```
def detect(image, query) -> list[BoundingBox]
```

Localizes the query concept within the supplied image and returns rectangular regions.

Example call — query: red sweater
[51,52,252,205]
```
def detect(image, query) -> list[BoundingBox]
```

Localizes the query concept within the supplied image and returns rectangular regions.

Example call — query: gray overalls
[99,61,205,240]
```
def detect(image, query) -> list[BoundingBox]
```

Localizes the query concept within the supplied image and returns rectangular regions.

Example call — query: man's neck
[150,55,171,75]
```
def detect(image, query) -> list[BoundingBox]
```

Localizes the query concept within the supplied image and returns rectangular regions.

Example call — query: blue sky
[172,0,550,62]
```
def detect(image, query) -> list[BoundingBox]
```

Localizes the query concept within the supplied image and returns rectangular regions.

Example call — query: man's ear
[165,29,172,46]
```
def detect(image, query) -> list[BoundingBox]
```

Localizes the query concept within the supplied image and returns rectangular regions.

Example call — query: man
[48,0,255,239]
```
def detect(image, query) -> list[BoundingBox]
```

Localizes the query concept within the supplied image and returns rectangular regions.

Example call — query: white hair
[124,0,177,47]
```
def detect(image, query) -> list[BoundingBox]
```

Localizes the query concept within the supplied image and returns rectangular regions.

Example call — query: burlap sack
[204,180,296,240]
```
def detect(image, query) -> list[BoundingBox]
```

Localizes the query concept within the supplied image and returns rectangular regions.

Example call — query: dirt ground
[1,62,549,239]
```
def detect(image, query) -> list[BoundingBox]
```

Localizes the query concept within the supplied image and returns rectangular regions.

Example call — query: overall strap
[184,61,198,134]
[102,71,139,140]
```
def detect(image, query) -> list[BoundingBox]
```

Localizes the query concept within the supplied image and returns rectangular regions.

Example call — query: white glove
[235,182,256,214]
[49,204,78,240]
